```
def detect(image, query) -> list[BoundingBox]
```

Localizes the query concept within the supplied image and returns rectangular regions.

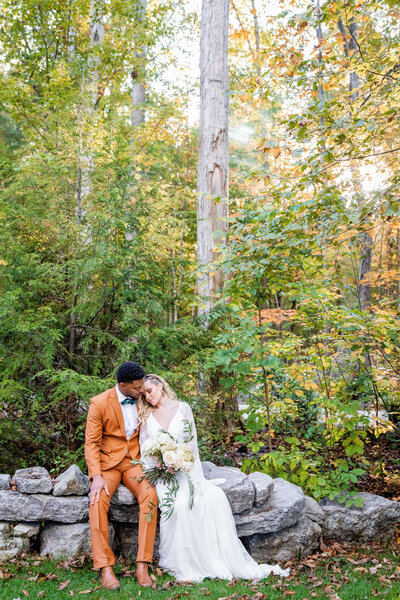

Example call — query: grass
[0,541,399,600]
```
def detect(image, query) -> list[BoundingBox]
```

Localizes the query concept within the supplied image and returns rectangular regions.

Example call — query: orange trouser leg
[89,468,122,570]
[121,459,158,563]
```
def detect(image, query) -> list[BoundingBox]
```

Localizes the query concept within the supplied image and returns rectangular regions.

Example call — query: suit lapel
[109,387,127,439]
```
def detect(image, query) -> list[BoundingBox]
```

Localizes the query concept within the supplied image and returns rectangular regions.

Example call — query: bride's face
[144,381,163,406]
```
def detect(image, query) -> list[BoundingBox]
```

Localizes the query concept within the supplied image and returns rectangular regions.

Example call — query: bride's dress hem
[157,562,290,583]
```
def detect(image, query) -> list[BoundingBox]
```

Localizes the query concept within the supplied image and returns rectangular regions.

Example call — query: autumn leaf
[58,579,71,591]
[163,581,175,589]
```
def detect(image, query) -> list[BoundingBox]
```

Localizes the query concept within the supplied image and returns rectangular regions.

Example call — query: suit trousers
[89,455,158,570]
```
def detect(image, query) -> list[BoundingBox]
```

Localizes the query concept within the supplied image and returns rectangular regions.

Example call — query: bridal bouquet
[134,429,195,519]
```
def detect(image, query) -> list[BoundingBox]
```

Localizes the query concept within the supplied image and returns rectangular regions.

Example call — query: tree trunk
[197,0,230,318]
[338,13,372,310]
[126,0,147,244]
[131,0,147,128]
[71,0,104,360]
[251,0,261,77]
[75,0,104,224]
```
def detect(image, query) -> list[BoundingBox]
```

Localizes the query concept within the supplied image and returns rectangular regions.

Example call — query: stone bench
[0,462,399,563]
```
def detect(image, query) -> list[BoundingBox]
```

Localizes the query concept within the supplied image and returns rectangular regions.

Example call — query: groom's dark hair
[116,361,146,383]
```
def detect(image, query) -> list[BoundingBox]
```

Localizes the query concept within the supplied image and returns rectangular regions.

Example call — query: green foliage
[210,0,400,500]
[0,0,207,472]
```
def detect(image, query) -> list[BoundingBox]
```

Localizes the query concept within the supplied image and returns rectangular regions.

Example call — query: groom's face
[119,379,145,398]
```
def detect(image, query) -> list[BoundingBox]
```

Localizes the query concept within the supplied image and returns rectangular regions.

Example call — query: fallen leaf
[354,567,368,574]
[200,589,210,595]
[78,591,93,595]
[58,579,71,591]
[369,564,382,575]
[22,592,29,598]
[348,557,369,565]
[319,537,330,552]
[302,559,318,569]
[163,581,175,589]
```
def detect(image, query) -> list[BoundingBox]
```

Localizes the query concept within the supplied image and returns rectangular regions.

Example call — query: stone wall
[0,462,399,564]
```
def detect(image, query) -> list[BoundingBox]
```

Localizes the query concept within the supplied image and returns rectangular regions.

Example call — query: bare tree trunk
[126,0,147,245]
[315,0,325,129]
[338,13,372,311]
[197,0,230,318]
[131,72,146,126]
[71,0,104,360]
[250,0,261,77]
[131,0,147,128]
[75,0,104,224]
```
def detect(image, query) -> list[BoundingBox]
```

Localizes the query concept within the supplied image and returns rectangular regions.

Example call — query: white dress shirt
[116,384,139,440]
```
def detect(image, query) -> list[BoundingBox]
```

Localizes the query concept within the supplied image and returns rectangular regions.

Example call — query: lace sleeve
[181,402,206,483]
[139,419,155,470]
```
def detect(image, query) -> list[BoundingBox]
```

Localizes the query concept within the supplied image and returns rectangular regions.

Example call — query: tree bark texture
[131,0,147,128]
[338,13,372,310]
[197,0,230,316]
[75,0,104,224]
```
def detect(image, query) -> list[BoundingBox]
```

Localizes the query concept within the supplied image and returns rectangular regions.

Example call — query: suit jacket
[85,386,141,480]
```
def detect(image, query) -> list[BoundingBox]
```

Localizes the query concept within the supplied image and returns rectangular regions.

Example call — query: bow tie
[121,396,137,406]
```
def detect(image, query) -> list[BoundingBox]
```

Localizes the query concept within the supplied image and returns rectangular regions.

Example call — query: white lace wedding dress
[139,401,289,582]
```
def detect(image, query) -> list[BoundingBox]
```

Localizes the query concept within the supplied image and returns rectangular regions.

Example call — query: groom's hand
[90,474,110,505]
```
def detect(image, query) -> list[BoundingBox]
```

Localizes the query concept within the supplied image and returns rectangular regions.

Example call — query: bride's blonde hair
[138,374,178,423]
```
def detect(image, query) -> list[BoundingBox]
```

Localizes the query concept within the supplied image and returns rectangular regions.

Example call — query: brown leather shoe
[136,561,152,587]
[100,566,120,590]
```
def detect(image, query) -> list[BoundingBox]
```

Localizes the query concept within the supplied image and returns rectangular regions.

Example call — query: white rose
[183,448,194,463]
[160,439,177,452]
[157,433,171,446]
[173,456,184,471]
[163,451,176,467]
[142,439,158,456]
[181,461,193,473]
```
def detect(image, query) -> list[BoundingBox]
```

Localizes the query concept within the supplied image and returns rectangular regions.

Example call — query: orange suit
[85,387,157,570]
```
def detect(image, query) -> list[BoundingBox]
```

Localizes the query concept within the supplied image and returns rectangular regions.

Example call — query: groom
[85,361,158,591]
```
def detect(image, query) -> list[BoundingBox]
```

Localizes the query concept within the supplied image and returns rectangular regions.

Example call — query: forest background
[0,0,399,507]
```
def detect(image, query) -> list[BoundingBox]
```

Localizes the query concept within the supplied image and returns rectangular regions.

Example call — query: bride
[138,374,289,583]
